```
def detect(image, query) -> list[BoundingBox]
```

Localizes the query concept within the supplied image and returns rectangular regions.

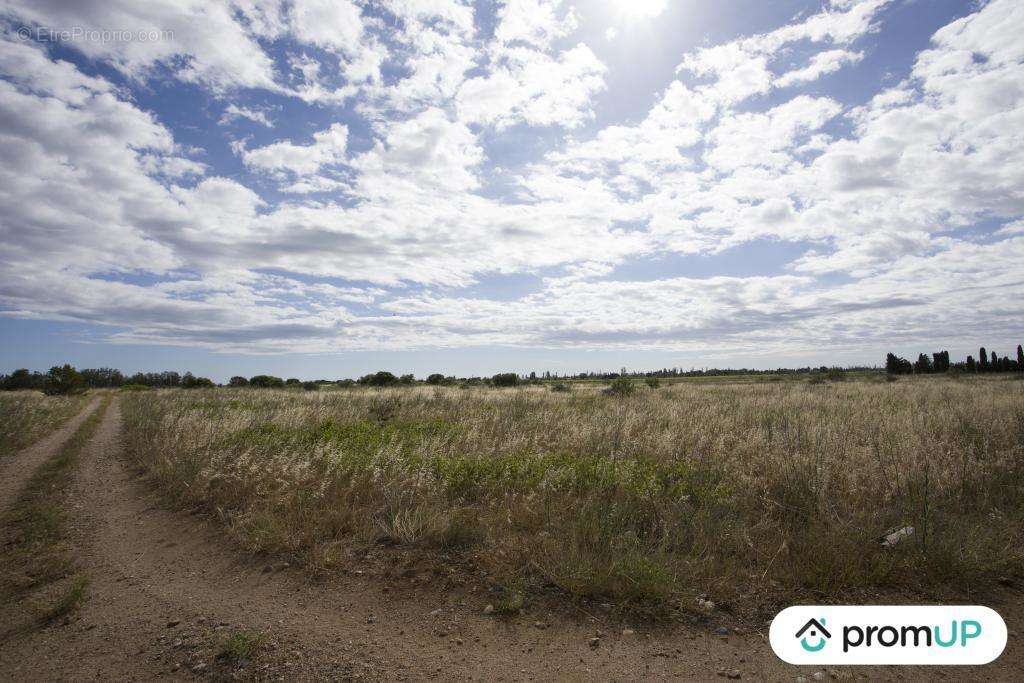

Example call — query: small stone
[533,621,547,629]
[726,670,741,680]
[166,620,181,628]
[812,672,825,682]
[454,638,463,645]
[588,637,600,649]
[713,626,729,637]
[366,615,376,624]
[795,677,808,683]
[622,628,636,636]
[262,565,274,573]
[483,604,494,615]
[191,662,207,673]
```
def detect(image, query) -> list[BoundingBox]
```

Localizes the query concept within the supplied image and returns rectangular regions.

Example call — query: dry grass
[0,391,91,458]
[120,377,1024,616]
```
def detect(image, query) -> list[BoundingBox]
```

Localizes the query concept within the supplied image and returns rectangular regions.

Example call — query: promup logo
[770,606,1006,665]
[795,618,831,652]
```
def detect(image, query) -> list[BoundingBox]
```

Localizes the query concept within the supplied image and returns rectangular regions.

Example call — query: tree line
[885,345,1023,375]
[3,344,1021,395]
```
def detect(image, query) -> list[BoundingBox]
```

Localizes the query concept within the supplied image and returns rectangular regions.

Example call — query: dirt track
[0,396,100,512]
[1,397,1021,681]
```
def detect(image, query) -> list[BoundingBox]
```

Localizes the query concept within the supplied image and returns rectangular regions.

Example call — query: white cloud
[2,0,1023,360]
[494,0,577,49]
[240,123,349,177]
[457,43,606,129]
[219,104,273,127]
[776,49,864,87]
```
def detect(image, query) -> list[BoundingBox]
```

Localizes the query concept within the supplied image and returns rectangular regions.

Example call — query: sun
[611,0,669,20]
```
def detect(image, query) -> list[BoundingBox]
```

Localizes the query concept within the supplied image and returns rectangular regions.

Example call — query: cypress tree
[991,350,998,369]
[979,347,989,372]
[1017,344,1023,371]
[966,355,976,372]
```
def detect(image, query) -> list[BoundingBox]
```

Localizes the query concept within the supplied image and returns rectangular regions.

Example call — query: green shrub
[42,365,86,396]
[602,377,634,397]
[492,373,519,387]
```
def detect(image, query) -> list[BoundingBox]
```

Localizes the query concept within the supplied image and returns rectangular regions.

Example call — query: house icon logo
[795,618,831,652]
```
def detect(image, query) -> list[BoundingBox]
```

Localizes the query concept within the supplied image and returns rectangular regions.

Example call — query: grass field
[120,375,1024,617]
[0,392,91,458]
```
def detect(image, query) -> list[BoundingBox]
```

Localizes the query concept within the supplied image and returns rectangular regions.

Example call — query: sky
[0,0,1022,381]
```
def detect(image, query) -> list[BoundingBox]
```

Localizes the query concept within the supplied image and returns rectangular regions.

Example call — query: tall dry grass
[0,392,90,458]
[120,377,1024,615]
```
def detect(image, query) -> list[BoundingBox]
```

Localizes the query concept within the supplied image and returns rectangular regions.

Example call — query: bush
[285,378,301,386]
[182,372,215,388]
[602,377,635,397]
[249,375,285,389]
[358,371,399,387]
[492,373,519,387]
[228,376,249,387]
[826,367,846,382]
[43,364,86,396]
[336,379,356,388]
[1,368,45,391]
[645,377,661,389]
[302,381,319,392]
[550,382,572,393]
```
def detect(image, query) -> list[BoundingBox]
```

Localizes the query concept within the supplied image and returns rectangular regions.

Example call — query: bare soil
[1,397,1021,681]
[0,396,100,512]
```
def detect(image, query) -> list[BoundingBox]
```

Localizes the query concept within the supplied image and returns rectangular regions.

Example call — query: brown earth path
[1,397,1021,681]
[0,396,101,512]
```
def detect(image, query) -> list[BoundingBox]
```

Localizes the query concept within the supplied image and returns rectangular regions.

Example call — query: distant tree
[285,378,301,386]
[991,350,998,370]
[491,373,519,387]
[1018,344,1023,371]
[228,376,249,387]
[2,368,44,391]
[914,353,933,374]
[336,379,356,388]
[43,364,86,395]
[425,373,446,385]
[249,375,285,388]
[399,374,416,385]
[301,381,319,391]
[931,351,950,373]
[181,372,214,388]
[979,347,989,372]
[81,367,124,388]
[885,353,912,375]
[358,371,398,387]
[966,355,976,372]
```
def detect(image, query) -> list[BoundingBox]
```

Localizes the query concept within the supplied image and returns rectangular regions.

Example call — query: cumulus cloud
[240,123,349,177]
[0,0,1022,361]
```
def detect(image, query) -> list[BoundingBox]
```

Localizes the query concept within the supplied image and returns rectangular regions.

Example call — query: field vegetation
[0,392,91,458]
[1,396,110,630]
[120,376,1024,617]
